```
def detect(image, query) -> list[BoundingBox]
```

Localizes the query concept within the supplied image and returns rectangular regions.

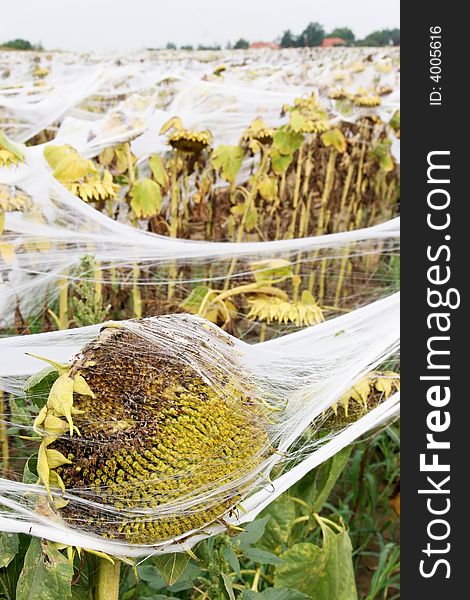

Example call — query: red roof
[321,37,346,48]
[249,41,280,49]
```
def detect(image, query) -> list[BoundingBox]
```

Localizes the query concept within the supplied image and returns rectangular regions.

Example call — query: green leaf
[271,150,293,175]
[244,547,283,566]
[180,285,210,313]
[389,110,400,131]
[221,573,236,600]
[153,552,190,586]
[289,110,308,133]
[212,145,244,183]
[0,532,19,568]
[258,493,297,553]
[136,564,166,589]
[24,367,59,410]
[370,141,394,173]
[272,128,303,155]
[130,178,163,218]
[243,589,311,600]
[149,155,169,187]
[235,516,270,549]
[291,448,351,512]
[251,259,293,284]
[274,517,357,600]
[222,546,240,575]
[167,563,201,592]
[245,207,258,231]
[379,153,394,172]
[22,454,38,484]
[16,538,73,600]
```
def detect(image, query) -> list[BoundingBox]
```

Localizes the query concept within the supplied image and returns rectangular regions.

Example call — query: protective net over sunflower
[0,46,400,558]
[0,170,399,337]
[0,142,399,340]
[1,46,399,337]
[0,47,399,145]
[0,293,398,556]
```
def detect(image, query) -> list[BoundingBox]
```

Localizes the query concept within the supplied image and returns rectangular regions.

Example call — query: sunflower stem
[0,391,9,476]
[95,558,121,600]
[58,273,69,330]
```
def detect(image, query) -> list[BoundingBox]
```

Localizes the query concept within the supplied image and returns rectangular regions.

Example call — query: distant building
[321,37,346,48]
[249,41,280,50]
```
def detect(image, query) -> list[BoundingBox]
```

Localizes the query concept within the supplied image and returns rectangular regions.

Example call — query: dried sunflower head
[353,94,382,107]
[377,85,393,96]
[33,317,272,545]
[0,184,33,212]
[161,116,212,154]
[328,370,400,423]
[168,129,212,153]
[328,89,349,100]
[241,118,275,146]
[246,291,324,327]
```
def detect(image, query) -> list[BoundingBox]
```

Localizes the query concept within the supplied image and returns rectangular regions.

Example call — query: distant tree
[165,42,177,50]
[328,27,355,43]
[233,38,249,49]
[280,30,297,48]
[197,44,222,50]
[298,22,325,47]
[181,45,194,51]
[360,28,400,46]
[2,38,34,50]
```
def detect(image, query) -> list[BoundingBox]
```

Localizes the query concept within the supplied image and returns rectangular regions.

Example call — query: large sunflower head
[32,316,272,545]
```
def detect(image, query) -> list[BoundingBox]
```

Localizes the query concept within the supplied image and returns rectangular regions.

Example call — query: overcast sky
[1,0,399,51]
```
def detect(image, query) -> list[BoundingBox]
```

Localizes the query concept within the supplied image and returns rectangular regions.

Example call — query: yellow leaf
[321,128,347,153]
[46,448,72,469]
[47,374,75,435]
[43,145,74,169]
[251,259,293,283]
[159,116,183,135]
[211,145,244,183]
[0,241,14,264]
[53,154,89,183]
[25,352,69,374]
[33,405,48,432]
[73,373,95,398]
[37,442,51,496]
[43,413,68,434]
[350,379,371,408]
[130,178,162,218]
[99,146,115,167]
[49,470,65,493]
[0,130,24,163]
[149,155,169,187]
[257,175,278,201]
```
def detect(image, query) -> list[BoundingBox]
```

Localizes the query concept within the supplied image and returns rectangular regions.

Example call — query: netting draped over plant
[1,46,400,340]
[0,292,398,556]
[1,47,399,151]
[0,47,400,571]
[0,164,399,335]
